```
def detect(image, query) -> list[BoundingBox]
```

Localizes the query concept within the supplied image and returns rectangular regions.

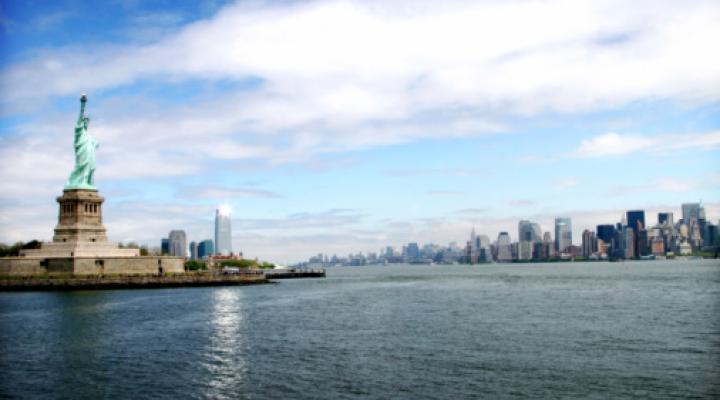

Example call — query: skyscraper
[627,210,645,232]
[681,203,701,223]
[189,241,198,260]
[626,210,645,258]
[581,229,596,257]
[554,217,572,253]
[168,230,187,258]
[518,220,542,260]
[596,224,615,246]
[161,238,169,255]
[658,212,673,226]
[406,242,420,261]
[215,206,232,255]
[197,239,214,259]
[496,232,512,262]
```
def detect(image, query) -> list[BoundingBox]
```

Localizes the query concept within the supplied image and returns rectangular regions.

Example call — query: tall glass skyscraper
[518,220,542,260]
[496,232,513,262]
[197,239,214,259]
[215,206,232,255]
[168,230,187,258]
[554,217,572,253]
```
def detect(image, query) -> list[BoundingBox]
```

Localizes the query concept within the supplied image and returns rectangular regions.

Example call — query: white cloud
[178,185,281,199]
[572,130,720,157]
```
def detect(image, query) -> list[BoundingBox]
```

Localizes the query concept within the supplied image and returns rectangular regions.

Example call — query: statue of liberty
[65,94,98,190]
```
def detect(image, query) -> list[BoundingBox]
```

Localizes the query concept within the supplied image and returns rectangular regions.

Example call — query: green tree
[184,260,207,271]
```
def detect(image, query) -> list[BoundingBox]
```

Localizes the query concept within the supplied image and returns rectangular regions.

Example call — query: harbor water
[1,260,719,399]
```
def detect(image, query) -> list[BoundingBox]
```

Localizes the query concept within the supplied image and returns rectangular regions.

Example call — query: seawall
[0,273,269,291]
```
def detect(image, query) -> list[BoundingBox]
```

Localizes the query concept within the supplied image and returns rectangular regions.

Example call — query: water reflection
[203,288,247,398]
[50,292,111,396]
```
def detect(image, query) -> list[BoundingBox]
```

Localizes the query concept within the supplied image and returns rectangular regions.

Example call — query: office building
[518,220,542,260]
[197,239,214,259]
[161,238,169,255]
[682,203,701,223]
[405,243,420,262]
[581,229,596,257]
[215,206,232,255]
[168,230,187,258]
[596,225,615,247]
[189,241,197,260]
[555,217,572,253]
[626,210,645,258]
[658,212,673,226]
[496,232,513,262]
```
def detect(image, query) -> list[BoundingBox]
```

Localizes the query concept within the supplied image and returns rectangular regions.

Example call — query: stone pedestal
[53,189,107,243]
[20,188,141,259]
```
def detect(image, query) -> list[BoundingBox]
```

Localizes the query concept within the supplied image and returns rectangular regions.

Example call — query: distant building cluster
[296,202,718,267]
[160,206,242,263]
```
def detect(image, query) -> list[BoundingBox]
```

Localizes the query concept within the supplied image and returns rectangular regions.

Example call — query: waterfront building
[658,212,673,226]
[596,224,615,252]
[627,210,645,231]
[650,228,665,256]
[406,242,420,262]
[626,210,645,258]
[496,232,513,262]
[518,220,542,260]
[637,229,649,256]
[682,203,701,223]
[385,246,394,258]
[477,234,491,263]
[168,230,187,258]
[542,232,554,259]
[197,239,214,259]
[215,206,232,255]
[555,217,572,253]
[189,241,198,260]
[623,227,635,259]
[161,238,169,255]
[581,230,596,257]
[612,229,625,259]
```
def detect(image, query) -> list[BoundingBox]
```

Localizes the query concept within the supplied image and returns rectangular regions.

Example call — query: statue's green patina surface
[65,94,98,190]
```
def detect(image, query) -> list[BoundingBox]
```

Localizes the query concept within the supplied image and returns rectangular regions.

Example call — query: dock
[264,268,326,279]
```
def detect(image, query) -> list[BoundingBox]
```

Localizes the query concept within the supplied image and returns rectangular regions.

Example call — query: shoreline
[0,272,271,291]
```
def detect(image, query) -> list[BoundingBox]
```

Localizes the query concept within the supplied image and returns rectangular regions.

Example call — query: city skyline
[1,1,719,263]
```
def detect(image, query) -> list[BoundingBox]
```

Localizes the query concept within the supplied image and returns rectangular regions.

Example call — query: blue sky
[1,0,719,263]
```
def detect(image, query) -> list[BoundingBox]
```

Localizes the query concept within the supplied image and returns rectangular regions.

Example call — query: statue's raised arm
[79,94,87,119]
[65,94,99,190]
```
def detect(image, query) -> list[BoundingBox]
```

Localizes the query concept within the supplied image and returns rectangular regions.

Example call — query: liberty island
[0,96,270,288]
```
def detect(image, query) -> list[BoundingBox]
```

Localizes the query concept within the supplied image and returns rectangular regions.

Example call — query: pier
[264,268,326,279]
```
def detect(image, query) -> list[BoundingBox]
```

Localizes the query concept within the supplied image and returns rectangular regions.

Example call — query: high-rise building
[596,224,615,246]
[627,210,645,232]
[626,210,645,258]
[197,239,214,259]
[555,217,572,253]
[518,220,542,260]
[189,241,198,260]
[161,238,169,255]
[623,227,635,259]
[581,229,596,257]
[637,229,649,256]
[543,231,554,259]
[215,206,232,255]
[658,212,673,226]
[385,246,394,258]
[682,203,701,223]
[406,242,420,261]
[496,232,512,262]
[168,230,187,258]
